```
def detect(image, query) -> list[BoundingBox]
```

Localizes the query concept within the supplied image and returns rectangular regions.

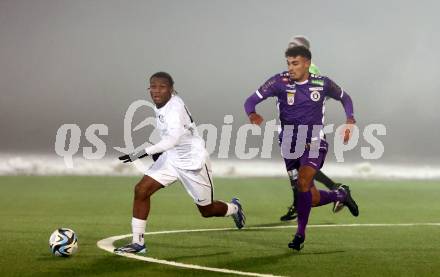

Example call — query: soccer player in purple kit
[279,35,347,221]
[244,46,359,251]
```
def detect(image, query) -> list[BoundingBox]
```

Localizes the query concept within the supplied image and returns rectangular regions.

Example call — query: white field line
[97,223,440,277]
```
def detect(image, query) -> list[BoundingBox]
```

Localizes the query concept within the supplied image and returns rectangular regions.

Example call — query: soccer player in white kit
[114,72,245,254]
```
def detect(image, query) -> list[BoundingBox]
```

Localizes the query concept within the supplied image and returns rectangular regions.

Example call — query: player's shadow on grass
[149,241,215,249]
[35,255,150,276]
[295,249,346,255]
[219,249,346,271]
[218,252,295,269]
[249,221,344,228]
[165,251,231,261]
[248,222,296,228]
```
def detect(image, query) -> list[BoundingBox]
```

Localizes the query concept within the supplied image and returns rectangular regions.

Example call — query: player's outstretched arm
[118,132,182,164]
[144,133,182,154]
[119,104,186,164]
[244,74,279,125]
[325,77,356,144]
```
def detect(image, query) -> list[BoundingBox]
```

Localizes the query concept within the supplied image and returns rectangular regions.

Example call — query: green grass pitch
[0,176,439,276]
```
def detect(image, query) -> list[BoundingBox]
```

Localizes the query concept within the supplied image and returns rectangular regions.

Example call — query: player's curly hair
[150,72,174,87]
[285,46,312,60]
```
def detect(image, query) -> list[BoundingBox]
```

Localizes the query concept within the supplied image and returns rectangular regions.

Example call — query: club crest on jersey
[287,91,295,105]
[310,90,321,102]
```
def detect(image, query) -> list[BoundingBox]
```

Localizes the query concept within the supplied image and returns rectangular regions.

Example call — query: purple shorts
[283,140,328,172]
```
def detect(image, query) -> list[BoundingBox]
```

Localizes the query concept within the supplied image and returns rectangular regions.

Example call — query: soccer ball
[49,228,78,257]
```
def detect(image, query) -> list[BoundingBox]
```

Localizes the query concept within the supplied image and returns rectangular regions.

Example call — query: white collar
[294,79,309,85]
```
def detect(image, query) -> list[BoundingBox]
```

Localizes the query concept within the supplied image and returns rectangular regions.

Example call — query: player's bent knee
[297,177,310,191]
[134,183,148,198]
[134,176,162,198]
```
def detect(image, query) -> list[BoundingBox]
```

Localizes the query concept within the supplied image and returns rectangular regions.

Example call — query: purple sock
[296,190,312,238]
[317,189,347,206]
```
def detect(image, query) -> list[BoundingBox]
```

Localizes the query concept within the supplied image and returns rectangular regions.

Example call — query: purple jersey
[244,71,354,145]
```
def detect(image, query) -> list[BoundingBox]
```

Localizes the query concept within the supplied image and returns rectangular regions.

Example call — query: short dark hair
[150,71,174,87]
[285,46,312,60]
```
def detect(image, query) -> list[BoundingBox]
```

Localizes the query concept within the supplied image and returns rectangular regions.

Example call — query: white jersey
[144,95,208,170]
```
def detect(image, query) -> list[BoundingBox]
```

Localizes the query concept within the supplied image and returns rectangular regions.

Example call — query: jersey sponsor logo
[310,90,321,102]
[311,79,324,86]
[287,92,295,105]
[158,114,165,123]
[309,87,323,91]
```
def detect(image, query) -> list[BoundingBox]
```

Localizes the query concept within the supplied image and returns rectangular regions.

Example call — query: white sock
[131,217,146,245]
[224,202,239,216]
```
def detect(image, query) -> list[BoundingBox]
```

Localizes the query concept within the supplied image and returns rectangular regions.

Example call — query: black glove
[118,154,132,163]
[152,152,163,161]
[118,151,149,163]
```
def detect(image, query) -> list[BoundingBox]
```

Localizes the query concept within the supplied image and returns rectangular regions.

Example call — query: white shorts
[145,152,214,206]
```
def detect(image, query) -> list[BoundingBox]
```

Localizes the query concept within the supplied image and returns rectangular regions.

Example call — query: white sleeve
[144,105,186,155]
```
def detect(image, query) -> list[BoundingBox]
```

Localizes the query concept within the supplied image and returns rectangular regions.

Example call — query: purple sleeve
[325,78,355,120]
[244,93,264,115]
[244,75,279,116]
[340,93,354,120]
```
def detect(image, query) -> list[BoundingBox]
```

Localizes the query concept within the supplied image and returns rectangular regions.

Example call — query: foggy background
[1,0,439,166]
